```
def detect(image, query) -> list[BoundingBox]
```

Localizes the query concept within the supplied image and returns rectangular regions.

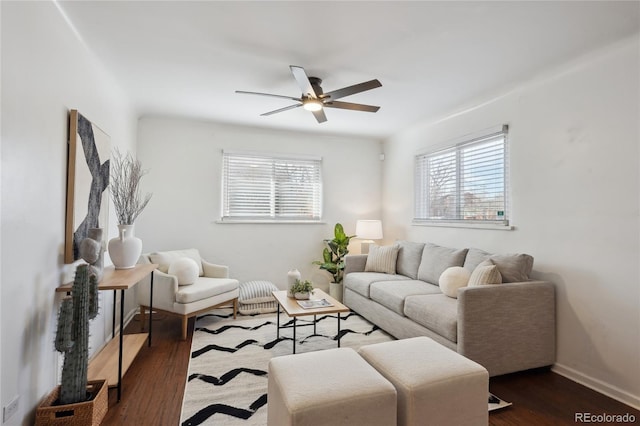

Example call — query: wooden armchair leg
[140,306,146,332]
[233,298,238,319]
[181,316,188,341]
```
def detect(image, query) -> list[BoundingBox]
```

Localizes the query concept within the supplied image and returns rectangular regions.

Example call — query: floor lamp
[355,220,383,254]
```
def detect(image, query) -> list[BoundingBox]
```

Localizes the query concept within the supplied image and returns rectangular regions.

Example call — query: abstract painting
[64,110,110,263]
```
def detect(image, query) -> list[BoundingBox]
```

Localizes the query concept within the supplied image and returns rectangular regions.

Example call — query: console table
[56,263,157,401]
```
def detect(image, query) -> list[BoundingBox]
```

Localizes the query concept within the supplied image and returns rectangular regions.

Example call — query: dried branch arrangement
[110,149,152,225]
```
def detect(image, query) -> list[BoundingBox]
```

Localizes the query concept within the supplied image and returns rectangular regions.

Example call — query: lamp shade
[355,220,383,240]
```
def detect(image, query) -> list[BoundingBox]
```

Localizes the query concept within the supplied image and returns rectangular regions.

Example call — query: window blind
[415,126,509,224]
[222,151,322,221]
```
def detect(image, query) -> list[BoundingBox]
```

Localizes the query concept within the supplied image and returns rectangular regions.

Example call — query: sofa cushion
[468,260,502,286]
[175,277,239,304]
[365,244,400,274]
[463,248,492,272]
[403,294,458,342]
[395,241,425,279]
[149,248,204,276]
[439,266,471,298]
[370,280,441,316]
[344,272,410,298]
[417,243,468,285]
[490,253,534,282]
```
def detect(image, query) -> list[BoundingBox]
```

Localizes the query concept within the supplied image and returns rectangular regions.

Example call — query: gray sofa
[343,241,556,377]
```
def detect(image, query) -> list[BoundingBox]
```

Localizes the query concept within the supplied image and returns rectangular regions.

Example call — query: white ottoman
[268,347,397,426]
[358,337,489,426]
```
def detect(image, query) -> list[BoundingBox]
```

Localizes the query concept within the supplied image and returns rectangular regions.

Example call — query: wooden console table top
[56,263,158,291]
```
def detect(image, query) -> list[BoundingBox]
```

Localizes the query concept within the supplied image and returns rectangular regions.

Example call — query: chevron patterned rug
[180,309,394,425]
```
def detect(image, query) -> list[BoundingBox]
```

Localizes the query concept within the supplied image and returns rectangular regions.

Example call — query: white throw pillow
[364,244,399,274]
[468,259,503,286]
[149,248,204,276]
[439,266,471,298]
[168,257,200,286]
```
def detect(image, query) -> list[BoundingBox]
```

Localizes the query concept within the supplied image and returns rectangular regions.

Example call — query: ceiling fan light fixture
[303,98,323,112]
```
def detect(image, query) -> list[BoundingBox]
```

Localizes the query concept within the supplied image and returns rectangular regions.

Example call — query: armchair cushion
[149,249,204,276]
[175,277,239,304]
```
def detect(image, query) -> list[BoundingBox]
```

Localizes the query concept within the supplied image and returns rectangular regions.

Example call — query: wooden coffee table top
[272,288,350,317]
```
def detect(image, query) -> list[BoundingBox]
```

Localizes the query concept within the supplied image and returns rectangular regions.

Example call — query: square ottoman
[358,337,489,426]
[267,347,397,426]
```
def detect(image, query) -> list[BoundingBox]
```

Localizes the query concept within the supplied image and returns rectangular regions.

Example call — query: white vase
[287,269,301,297]
[294,292,310,300]
[329,282,343,302]
[108,224,142,269]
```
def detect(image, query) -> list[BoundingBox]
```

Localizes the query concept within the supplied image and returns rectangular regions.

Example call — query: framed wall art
[64,109,111,263]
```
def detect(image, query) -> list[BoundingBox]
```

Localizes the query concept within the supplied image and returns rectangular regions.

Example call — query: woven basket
[35,380,108,426]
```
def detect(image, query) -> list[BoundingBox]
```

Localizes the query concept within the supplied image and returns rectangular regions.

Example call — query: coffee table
[272,289,350,354]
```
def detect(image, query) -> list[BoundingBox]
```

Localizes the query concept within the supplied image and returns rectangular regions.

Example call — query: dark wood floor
[102,315,639,426]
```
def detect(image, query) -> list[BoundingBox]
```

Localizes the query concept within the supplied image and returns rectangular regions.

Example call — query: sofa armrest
[202,259,229,278]
[135,269,179,312]
[457,280,556,376]
[344,254,368,275]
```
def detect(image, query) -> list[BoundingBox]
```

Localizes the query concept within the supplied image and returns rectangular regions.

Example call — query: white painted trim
[215,219,325,225]
[552,363,640,411]
[412,221,513,231]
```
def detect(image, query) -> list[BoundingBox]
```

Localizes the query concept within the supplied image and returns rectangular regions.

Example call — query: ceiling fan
[236,65,382,123]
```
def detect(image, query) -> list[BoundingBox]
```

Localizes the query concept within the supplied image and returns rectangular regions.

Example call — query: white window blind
[415,125,509,225]
[221,151,322,221]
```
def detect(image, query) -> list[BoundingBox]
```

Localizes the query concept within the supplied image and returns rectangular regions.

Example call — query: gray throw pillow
[489,253,534,282]
[395,240,425,279]
[417,243,468,285]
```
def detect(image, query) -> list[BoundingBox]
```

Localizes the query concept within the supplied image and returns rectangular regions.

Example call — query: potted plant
[312,223,355,302]
[36,264,108,425]
[108,148,152,269]
[290,279,314,300]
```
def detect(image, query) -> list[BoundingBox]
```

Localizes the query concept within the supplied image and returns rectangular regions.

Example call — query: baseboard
[552,363,640,410]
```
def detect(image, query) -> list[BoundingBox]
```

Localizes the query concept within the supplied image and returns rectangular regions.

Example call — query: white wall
[1,2,137,424]
[136,118,382,290]
[382,37,640,408]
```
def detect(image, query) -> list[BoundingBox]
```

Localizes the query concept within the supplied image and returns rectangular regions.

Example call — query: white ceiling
[57,1,639,139]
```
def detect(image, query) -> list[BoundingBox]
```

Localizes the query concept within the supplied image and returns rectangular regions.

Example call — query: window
[414,125,509,226]
[221,151,322,222]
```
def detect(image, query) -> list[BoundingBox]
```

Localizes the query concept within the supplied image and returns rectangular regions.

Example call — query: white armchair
[136,249,239,340]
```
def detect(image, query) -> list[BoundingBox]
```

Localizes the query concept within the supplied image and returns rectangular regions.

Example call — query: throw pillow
[468,259,502,286]
[149,248,204,276]
[364,244,400,274]
[489,253,534,282]
[395,240,425,279]
[168,257,200,286]
[239,280,278,304]
[417,243,468,285]
[439,266,471,298]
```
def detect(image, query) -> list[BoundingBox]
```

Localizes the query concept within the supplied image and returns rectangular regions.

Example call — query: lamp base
[360,240,374,254]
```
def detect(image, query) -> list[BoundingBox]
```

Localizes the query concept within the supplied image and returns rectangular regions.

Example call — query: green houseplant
[313,223,355,302]
[290,279,314,300]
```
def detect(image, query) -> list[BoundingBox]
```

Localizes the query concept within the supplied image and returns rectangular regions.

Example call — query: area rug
[180,309,394,425]
[180,309,511,425]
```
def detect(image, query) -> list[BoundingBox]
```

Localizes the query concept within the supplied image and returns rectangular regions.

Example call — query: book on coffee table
[297,299,334,309]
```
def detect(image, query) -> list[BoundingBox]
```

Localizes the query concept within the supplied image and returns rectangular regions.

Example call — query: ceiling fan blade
[236,90,301,102]
[323,101,380,113]
[323,79,382,101]
[290,65,318,98]
[312,109,327,123]
[260,104,302,116]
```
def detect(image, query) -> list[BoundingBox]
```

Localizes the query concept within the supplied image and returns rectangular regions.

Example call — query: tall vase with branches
[108,149,152,269]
